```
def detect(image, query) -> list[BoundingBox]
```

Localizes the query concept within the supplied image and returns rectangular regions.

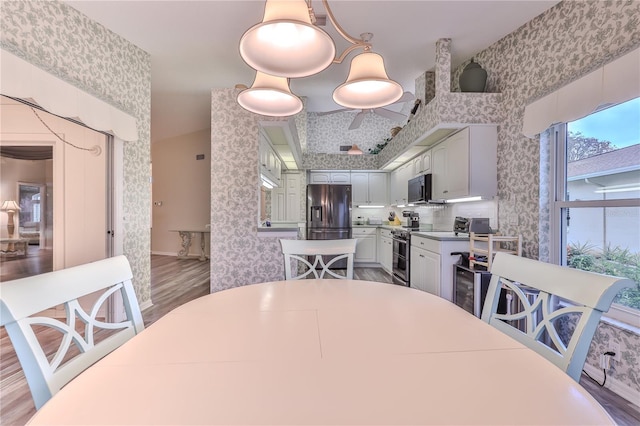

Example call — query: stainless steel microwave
[408,174,432,204]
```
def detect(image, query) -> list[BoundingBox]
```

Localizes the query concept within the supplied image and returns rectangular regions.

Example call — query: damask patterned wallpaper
[446,0,640,393]
[306,110,404,155]
[210,88,290,292]
[1,0,152,304]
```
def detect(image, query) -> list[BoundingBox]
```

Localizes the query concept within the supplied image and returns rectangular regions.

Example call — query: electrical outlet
[610,341,621,362]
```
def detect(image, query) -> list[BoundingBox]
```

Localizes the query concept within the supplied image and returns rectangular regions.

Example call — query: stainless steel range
[391,229,411,286]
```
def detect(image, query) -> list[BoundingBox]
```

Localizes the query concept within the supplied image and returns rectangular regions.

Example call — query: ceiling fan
[318,92,415,130]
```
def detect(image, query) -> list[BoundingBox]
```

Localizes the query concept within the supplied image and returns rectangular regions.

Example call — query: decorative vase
[459,59,487,92]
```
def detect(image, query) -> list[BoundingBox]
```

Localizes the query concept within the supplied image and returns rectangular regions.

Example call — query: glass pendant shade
[347,144,363,155]
[239,0,336,78]
[237,71,303,117]
[333,52,403,109]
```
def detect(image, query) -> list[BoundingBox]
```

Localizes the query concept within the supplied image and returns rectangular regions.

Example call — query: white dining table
[29,279,613,425]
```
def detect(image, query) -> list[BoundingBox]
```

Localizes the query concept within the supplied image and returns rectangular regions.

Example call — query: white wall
[151,129,211,256]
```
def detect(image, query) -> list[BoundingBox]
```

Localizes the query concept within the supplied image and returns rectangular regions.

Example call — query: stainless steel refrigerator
[306,184,352,268]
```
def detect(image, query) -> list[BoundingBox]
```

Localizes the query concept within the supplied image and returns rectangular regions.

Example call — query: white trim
[151,251,180,256]
[583,363,640,408]
[523,48,640,136]
[1,49,138,141]
[139,299,153,311]
[604,304,640,329]
[112,138,125,256]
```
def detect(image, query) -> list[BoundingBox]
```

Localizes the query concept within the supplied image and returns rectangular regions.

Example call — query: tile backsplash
[352,200,498,232]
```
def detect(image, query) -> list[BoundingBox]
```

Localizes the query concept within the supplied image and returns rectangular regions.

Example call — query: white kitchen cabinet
[431,126,497,200]
[309,171,350,184]
[421,150,432,174]
[271,187,285,221]
[353,227,377,263]
[271,172,303,222]
[378,228,393,273]
[410,245,440,295]
[284,172,303,221]
[409,233,469,301]
[390,162,412,205]
[351,172,388,206]
[259,135,282,187]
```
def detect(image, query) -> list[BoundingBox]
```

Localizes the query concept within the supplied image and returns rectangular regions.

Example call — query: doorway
[0,96,111,279]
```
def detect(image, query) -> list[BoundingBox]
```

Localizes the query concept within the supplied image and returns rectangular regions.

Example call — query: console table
[169,229,210,261]
[0,238,29,258]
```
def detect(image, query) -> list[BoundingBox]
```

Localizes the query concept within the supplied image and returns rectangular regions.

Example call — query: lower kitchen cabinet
[378,228,393,273]
[353,227,377,263]
[410,245,440,294]
[409,234,469,300]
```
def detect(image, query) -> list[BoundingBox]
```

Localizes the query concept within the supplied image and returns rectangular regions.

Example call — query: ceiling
[64,1,559,144]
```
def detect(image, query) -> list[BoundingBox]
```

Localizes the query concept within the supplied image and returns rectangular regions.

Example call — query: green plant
[566,241,640,310]
[368,138,392,155]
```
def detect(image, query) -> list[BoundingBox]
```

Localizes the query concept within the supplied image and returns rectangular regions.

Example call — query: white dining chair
[279,239,357,280]
[481,252,633,382]
[0,255,145,409]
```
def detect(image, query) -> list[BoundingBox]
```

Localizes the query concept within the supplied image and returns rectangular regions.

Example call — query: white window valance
[523,47,640,137]
[1,49,138,142]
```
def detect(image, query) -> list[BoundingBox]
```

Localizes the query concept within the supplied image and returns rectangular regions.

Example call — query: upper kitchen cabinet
[351,172,388,206]
[390,162,413,206]
[413,150,431,176]
[431,125,497,201]
[378,39,502,172]
[259,133,282,187]
[309,171,351,184]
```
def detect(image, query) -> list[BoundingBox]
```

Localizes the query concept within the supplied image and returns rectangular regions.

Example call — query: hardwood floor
[1,256,638,425]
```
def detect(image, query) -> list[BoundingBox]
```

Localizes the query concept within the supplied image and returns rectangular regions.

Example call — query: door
[327,185,351,228]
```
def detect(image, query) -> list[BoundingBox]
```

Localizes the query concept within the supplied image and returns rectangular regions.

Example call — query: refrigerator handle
[310,206,322,222]
[328,187,333,224]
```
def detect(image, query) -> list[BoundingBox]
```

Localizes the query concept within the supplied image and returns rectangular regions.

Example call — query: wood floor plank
[1,257,638,425]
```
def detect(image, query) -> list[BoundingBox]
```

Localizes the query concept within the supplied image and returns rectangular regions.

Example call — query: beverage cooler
[453,261,539,332]
[453,264,493,317]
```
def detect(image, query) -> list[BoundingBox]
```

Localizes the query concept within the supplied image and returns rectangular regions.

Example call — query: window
[552,97,640,323]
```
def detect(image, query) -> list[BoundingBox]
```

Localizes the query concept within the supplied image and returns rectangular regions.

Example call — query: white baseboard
[583,363,640,408]
[151,251,177,256]
[139,299,153,312]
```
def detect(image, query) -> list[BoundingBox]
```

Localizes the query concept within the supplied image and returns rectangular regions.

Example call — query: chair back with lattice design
[481,252,633,382]
[280,239,357,280]
[0,255,144,409]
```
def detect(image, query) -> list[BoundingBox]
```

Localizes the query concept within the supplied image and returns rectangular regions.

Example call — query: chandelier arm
[333,43,368,64]
[321,0,365,46]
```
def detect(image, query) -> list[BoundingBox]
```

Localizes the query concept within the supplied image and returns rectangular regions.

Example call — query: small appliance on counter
[453,216,491,235]
[367,217,382,225]
[402,211,420,229]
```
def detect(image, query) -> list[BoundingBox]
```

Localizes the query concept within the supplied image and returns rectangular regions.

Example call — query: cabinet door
[331,172,351,183]
[285,173,302,221]
[431,144,447,199]
[410,246,441,295]
[413,157,422,176]
[355,236,377,262]
[309,172,331,184]
[390,168,401,205]
[271,188,285,221]
[368,173,388,205]
[400,162,412,204]
[350,172,369,204]
[421,150,432,174]
[381,237,392,273]
[443,130,469,199]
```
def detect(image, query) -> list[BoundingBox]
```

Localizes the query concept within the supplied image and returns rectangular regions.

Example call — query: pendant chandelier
[237,0,403,117]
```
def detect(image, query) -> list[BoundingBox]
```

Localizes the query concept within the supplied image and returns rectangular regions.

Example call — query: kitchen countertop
[411,231,470,241]
[353,224,469,241]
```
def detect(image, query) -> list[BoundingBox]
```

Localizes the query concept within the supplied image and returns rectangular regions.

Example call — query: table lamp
[1,200,21,238]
